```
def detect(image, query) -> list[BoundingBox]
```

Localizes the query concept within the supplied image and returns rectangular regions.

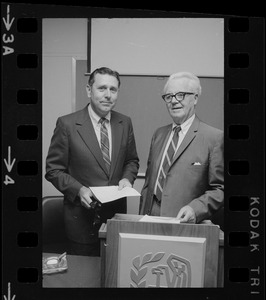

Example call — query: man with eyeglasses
[139,72,224,224]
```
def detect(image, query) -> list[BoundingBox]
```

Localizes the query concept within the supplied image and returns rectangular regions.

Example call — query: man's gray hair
[164,72,202,96]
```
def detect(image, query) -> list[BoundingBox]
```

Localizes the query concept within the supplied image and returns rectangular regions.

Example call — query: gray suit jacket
[46,105,139,243]
[139,116,223,223]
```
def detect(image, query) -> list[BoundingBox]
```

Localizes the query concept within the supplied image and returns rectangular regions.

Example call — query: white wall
[91,18,224,76]
[42,19,87,198]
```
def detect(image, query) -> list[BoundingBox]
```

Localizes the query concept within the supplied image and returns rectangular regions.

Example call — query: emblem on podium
[117,233,206,287]
[130,252,192,288]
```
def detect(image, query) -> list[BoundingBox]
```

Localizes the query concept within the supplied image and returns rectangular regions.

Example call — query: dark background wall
[76,60,224,174]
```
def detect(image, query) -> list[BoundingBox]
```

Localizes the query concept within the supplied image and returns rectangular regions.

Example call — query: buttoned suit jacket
[139,116,223,223]
[45,105,139,244]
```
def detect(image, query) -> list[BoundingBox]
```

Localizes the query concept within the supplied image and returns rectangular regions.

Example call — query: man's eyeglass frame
[162,92,197,103]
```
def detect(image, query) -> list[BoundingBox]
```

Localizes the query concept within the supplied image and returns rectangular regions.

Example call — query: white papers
[139,214,181,224]
[90,186,140,203]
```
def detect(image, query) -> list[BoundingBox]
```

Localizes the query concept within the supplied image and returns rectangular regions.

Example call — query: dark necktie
[99,118,111,174]
[155,125,181,202]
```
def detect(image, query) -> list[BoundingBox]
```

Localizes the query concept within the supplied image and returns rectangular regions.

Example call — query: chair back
[42,196,67,245]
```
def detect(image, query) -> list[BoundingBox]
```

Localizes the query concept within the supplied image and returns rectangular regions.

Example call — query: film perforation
[229,268,249,283]
[17,18,38,33]
[17,89,38,105]
[17,160,38,176]
[228,17,249,33]
[17,267,38,283]
[228,89,249,104]
[229,196,250,211]
[17,53,38,69]
[228,160,249,176]
[229,232,250,247]
[17,196,39,212]
[17,232,38,247]
[17,124,38,140]
[228,53,249,68]
[228,124,249,140]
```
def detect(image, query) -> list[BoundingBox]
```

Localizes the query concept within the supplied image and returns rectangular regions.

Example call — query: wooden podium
[99,214,224,288]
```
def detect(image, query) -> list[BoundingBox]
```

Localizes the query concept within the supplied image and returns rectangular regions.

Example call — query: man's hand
[78,186,93,209]
[176,205,196,223]
[118,178,132,190]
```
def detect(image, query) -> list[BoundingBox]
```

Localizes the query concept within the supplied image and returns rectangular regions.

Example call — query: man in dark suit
[139,72,223,224]
[45,67,139,255]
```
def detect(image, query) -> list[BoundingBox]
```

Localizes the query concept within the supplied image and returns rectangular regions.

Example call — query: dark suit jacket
[45,105,139,244]
[139,116,223,223]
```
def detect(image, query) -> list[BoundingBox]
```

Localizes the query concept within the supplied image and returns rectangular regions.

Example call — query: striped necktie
[99,117,111,174]
[155,125,181,202]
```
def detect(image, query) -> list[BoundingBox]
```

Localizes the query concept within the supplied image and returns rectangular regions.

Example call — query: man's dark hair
[88,67,121,87]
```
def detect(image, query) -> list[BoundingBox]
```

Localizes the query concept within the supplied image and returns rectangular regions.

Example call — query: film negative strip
[1,3,265,299]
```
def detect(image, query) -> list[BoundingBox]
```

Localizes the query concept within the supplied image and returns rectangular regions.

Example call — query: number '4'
[4,175,15,185]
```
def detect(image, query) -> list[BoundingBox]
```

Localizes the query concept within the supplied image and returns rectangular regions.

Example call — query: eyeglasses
[162,92,197,103]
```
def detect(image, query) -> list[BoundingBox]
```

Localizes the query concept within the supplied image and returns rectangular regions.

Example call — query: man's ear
[194,94,198,105]
[86,85,91,98]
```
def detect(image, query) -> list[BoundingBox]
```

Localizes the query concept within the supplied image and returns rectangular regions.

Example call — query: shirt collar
[172,114,195,132]
[88,104,111,124]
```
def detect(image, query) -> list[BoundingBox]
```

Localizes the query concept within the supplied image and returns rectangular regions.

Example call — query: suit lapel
[76,106,108,175]
[153,125,172,175]
[171,116,200,165]
[110,112,123,178]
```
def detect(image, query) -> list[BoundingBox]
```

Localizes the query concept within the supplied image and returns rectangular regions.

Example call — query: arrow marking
[3,282,16,300]
[2,5,15,31]
[4,146,16,172]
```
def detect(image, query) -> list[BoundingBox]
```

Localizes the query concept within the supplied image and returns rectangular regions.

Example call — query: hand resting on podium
[176,205,196,224]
